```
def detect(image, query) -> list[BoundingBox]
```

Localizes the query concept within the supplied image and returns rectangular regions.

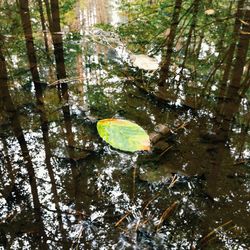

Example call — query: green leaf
[97,118,150,152]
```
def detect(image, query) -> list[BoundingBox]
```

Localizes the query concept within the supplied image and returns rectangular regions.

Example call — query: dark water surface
[0,0,249,249]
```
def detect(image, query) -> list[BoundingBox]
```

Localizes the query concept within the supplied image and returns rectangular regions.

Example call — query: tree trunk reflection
[0,35,48,249]
[19,0,70,247]
[159,0,183,87]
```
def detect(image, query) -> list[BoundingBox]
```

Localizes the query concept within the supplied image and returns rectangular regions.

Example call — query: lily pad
[97,118,150,152]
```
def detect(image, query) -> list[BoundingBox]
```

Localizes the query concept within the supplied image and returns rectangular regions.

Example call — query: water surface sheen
[0,0,249,249]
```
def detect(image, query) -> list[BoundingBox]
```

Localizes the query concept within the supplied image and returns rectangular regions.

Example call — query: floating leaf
[130,54,159,71]
[97,118,150,152]
[205,9,215,15]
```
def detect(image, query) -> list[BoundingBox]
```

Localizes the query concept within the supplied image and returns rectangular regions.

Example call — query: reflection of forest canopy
[0,0,248,124]
[119,0,249,112]
[0,0,249,249]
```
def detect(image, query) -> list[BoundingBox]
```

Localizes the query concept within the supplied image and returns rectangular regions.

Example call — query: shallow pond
[0,0,249,249]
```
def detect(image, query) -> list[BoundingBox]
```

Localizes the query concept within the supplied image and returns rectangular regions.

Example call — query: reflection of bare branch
[71,224,84,250]
[0,209,19,224]
[41,204,86,217]
[233,159,250,165]
[49,77,84,87]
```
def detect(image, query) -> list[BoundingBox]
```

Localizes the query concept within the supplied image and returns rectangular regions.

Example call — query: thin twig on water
[199,220,233,247]
[156,201,179,232]
[115,211,132,227]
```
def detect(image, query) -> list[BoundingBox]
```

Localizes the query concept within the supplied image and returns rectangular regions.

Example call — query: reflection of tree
[0,35,48,249]
[74,1,84,97]
[45,0,88,218]
[96,0,109,24]
[18,0,45,105]
[199,2,250,220]
[159,0,183,87]
[37,0,54,81]
[217,0,246,113]
[218,7,250,131]
[18,0,68,247]
[196,105,249,247]
[119,0,250,113]
[0,134,16,222]
[180,0,201,73]
[201,2,233,97]
[234,118,249,161]
[47,0,69,100]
